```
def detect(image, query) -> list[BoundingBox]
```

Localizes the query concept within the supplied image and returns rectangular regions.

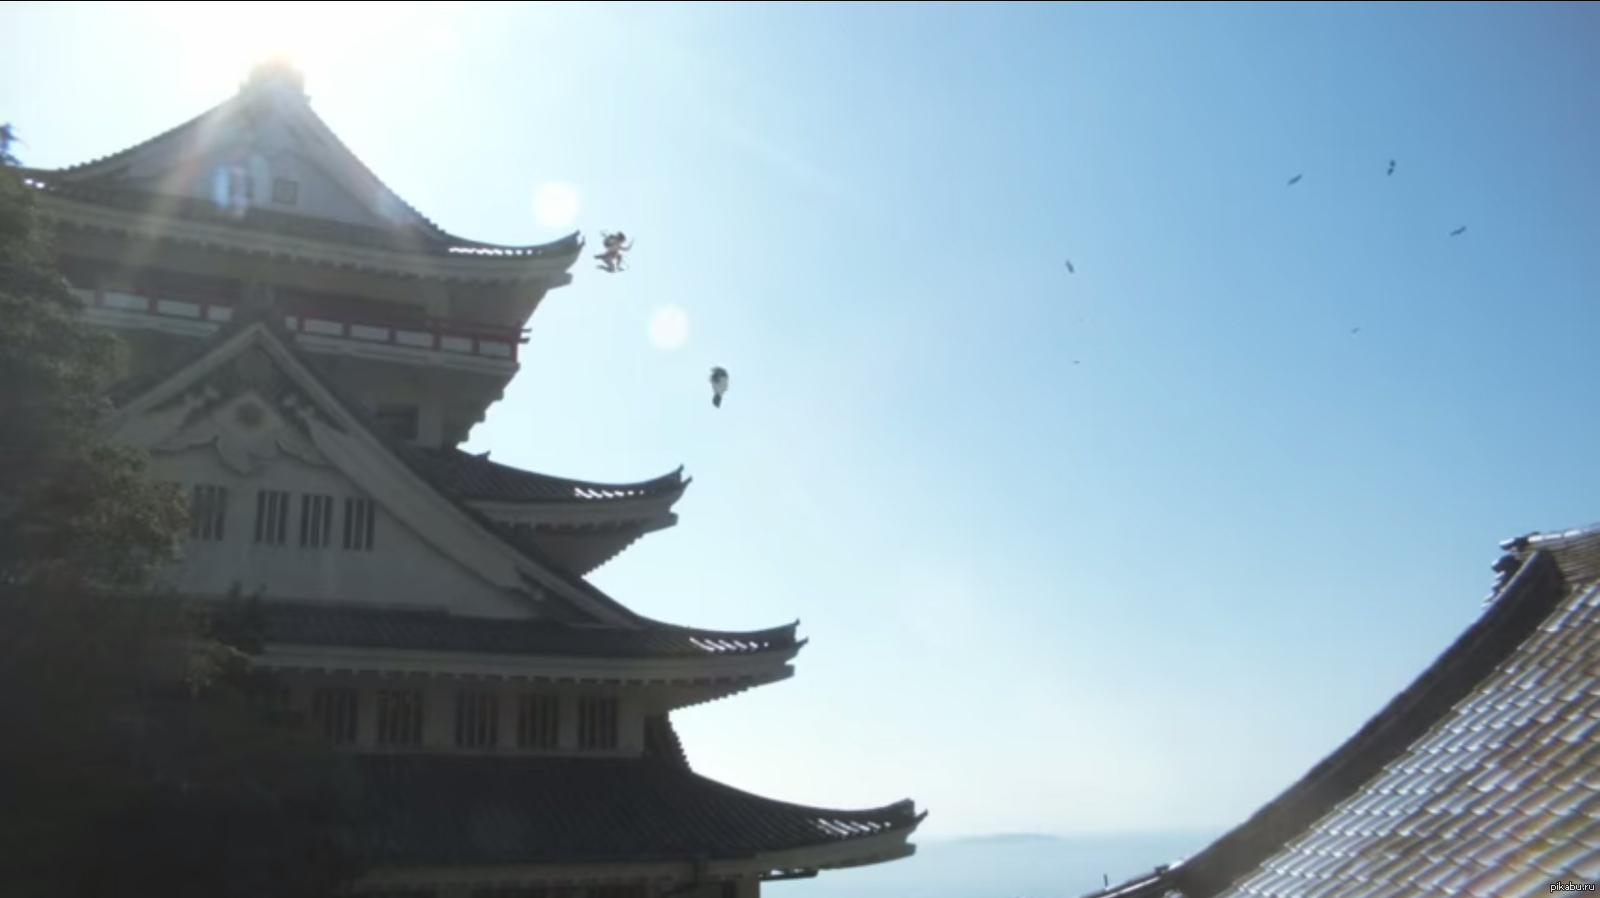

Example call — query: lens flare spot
[533,182,581,230]
[648,305,690,352]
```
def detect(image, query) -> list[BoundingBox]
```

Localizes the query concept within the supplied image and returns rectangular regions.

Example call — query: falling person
[710,367,730,408]
[594,231,634,273]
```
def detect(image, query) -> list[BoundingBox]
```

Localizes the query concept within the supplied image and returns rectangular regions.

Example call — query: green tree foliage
[0,124,18,166]
[0,153,188,589]
[0,165,364,897]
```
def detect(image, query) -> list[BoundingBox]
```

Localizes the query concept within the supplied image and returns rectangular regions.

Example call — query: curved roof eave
[28,178,585,277]
[419,450,692,507]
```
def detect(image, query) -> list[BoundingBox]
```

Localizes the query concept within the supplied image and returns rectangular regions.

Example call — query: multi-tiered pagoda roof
[26,58,923,893]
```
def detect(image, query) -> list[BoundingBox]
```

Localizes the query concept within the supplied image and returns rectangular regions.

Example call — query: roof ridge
[1083,543,1572,898]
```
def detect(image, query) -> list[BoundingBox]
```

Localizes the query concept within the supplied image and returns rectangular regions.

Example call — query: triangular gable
[108,317,639,627]
[47,64,452,241]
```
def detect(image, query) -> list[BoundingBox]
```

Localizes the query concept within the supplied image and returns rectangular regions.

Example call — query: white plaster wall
[311,358,439,445]
[251,151,386,226]
[122,111,399,232]
[150,445,530,617]
[306,355,498,449]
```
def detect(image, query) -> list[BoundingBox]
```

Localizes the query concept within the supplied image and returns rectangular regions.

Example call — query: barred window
[455,691,500,749]
[517,694,559,750]
[189,484,229,541]
[343,496,377,551]
[254,489,290,545]
[376,690,423,747]
[299,493,334,548]
[310,687,358,746]
[576,696,619,751]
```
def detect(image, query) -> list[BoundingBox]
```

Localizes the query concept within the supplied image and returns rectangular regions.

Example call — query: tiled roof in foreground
[1082,524,1600,898]
[216,600,800,660]
[354,753,924,868]
[1217,528,1600,898]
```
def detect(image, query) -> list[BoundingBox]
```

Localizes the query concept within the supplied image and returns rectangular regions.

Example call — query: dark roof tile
[217,600,798,660]
[352,754,922,867]
[402,446,687,506]
[1087,529,1590,898]
[1208,538,1600,897]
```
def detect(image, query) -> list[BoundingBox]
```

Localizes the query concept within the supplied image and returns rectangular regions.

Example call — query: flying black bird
[1350,327,1362,336]
[1449,226,1467,237]
[1387,160,1396,176]
[709,367,730,408]
[1065,260,1075,274]
[1287,174,1303,186]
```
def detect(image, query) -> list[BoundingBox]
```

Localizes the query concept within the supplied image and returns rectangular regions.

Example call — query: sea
[765,832,1219,898]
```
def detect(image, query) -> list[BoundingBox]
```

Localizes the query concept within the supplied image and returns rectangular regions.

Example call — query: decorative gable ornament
[154,392,328,475]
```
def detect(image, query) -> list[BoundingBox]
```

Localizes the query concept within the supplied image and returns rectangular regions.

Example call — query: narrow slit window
[576,696,619,751]
[254,489,290,545]
[455,691,500,749]
[517,694,559,750]
[299,493,334,548]
[310,687,358,746]
[343,496,377,552]
[189,484,229,541]
[376,690,423,747]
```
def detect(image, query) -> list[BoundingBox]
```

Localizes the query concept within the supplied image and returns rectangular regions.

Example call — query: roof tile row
[1217,562,1600,898]
[217,600,800,660]
[353,753,922,867]
[1082,528,1597,898]
[403,447,687,504]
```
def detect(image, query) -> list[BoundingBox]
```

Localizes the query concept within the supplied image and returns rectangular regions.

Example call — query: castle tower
[19,60,923,897]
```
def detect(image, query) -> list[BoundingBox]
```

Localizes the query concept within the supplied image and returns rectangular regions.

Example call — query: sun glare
[648,305,691,352]
[533,182,581,230]
[158,1,464,99]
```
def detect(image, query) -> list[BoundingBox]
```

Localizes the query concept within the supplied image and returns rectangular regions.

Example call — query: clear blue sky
[4,0,1599,839]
